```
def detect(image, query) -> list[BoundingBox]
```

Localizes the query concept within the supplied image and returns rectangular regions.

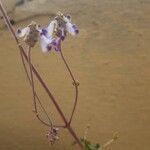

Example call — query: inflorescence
[16,11,79,52]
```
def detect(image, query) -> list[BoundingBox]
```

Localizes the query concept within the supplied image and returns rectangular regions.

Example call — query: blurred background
[0,0,150,150]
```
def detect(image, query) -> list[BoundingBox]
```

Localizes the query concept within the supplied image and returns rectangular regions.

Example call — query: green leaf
[81,139,101,150]
[72,138,101,150]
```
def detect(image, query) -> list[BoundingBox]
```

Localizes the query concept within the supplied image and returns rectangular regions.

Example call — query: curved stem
[21,46,83,149]
[20,48,66,128]
[27,46,37,113]
[59,49,79,125]
[20,48,65,129]
[0,3,84,149]
[20,49,51,125]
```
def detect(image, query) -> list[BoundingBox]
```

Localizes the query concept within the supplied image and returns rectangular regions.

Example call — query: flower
[16,12,79,52]
[47,11,79,39]
[16,21,39,47]
[39,12,79,52]
[16,26,30,38]
[46,127,59,145]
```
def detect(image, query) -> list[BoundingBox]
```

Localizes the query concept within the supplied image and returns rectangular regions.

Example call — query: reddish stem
[27,46,38,113]
[20,49,53,127]
[0,2,84,149]
[20,50,66,128]
[59,49,79,125]
[20,45,84,149]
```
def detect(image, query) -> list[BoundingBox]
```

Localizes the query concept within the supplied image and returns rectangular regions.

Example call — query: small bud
[46,127,60,145]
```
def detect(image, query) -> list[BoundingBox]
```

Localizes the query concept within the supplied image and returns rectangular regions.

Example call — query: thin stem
[20,48,65,128]
[0,1,18,43]
[59,49,79,125]
[27,46,38,113]
[0,2,84,149]
[20,45,84,149]
[0,0,54,128]
[20,49,54,127]
[101,139,116,149]
[21,46,68,125]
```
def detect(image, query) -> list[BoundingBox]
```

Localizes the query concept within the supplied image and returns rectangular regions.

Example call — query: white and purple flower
[16,12,79,52]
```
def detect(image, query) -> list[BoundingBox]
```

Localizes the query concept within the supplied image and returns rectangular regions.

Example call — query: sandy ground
[0,0,150,150]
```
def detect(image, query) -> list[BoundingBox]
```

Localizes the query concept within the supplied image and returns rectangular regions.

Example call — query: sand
[0,0,150,150]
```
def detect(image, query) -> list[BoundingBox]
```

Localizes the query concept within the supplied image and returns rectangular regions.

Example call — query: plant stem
[20,48,53,127]
[27,46,38,113]
[20,49,66,128]
[20,45,84,150]
[0,2,84,149]
[59,49,79,125]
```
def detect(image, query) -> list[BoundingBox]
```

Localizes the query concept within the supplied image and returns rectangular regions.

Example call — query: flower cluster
[16,11,79,52]
[16,21,39,47]
[46,127,59,145]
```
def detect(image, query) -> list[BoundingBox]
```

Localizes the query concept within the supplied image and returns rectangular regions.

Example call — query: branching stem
[0,1,84,149]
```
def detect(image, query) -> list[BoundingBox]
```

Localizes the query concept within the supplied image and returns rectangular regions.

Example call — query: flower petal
[16,27,30,38]
[51,38,61,51]
[47,20,57,37]
[40,35,53,53]
[66,22,79,36]
[63,15,71,23]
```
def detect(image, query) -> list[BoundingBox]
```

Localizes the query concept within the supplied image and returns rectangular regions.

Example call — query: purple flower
[39,12,79,52]
[40,31,61,52]
[17,12,79,53]
[46,127,59,145]
[40,34,53,53]
[46,12,79,39]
